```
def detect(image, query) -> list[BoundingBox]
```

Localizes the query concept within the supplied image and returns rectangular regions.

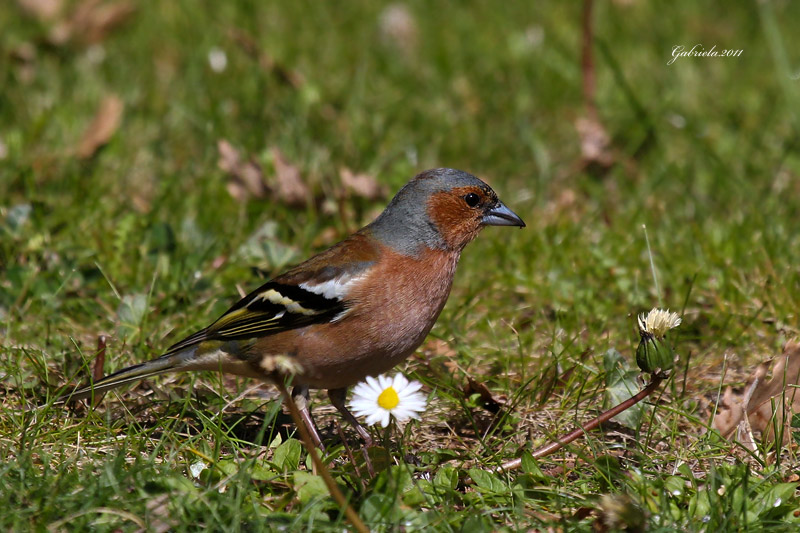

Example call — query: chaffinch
[58,168,525,446]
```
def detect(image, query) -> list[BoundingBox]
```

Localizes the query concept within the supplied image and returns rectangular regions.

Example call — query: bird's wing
[165,267,371,353]
[166,232,381,354]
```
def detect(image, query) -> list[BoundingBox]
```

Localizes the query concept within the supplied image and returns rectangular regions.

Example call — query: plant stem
[491,375,665,473]
[277,382,369,533]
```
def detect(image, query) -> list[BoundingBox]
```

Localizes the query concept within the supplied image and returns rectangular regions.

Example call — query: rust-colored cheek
[427,189,483,250]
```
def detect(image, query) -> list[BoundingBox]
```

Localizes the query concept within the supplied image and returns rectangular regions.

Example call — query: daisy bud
[635,308,681,375]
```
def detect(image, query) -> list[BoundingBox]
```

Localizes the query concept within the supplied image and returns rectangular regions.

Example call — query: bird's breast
[286,247,462,389]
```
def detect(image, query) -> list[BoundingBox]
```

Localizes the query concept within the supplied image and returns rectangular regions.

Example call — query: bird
[56,168,525,447]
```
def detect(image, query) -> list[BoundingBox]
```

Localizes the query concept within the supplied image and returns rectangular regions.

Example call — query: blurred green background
[2,0,800,530]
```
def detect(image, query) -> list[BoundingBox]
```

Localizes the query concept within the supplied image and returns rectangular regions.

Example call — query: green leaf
[272,438,302,471]
[148,221,176,254]
[753,482,798,517]
[360,493,402,523]
[293,471,328,505]
[603,348,644,429]
[461,514,495,532]
[402,480,430,506]
[6,203,32,234]
[664,475,686,498]
[433,466,459,490]
[236,221,299,270]
[593,455,623,490]
[467,468,509,495]
[116,294,148,342]
[520,451,547,481]
[248,462,277,482]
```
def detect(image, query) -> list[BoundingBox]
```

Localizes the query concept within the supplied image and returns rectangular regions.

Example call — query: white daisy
[637,308,682,338]
[349,374,426,428]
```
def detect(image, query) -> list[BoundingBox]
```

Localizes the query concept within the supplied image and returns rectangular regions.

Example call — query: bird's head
[370,168,525,254]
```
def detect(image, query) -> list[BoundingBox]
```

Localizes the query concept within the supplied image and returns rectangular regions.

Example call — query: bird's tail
[54,346,199,404]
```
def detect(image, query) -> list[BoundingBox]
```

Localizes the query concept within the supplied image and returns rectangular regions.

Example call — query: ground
[2,1,800,531]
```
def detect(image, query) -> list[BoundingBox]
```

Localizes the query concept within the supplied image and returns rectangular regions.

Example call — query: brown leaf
[377,3,418,56]
[217,139,267,201]
[422,338,457,358]
[211,254,228,270]
[712,341,800,448]
[463,377,506,415]
[311,227,340,248]
[712,386,745,439]
[339,167,388,200]
[17,0,63,21]
[593,493,647,533]
[748,342,800,445]
[271,147,311,207]
[145,493,174,533]
[575,115,615,173]
[748,344,800,411]
[77,94,123,159]
[10,42,38,85]
[50,0,136,46]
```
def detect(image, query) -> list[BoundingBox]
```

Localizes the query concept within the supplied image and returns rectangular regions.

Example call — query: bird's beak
[482,201,526,228]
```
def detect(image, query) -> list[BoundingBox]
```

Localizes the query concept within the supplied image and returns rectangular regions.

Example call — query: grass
[3,0,800,530]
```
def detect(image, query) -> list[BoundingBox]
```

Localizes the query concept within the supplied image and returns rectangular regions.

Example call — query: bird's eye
[464,193,480,207]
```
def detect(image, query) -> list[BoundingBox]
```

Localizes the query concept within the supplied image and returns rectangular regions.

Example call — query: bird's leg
[328,387,373,447]
[291,385,324,450]
[328,387,375,476]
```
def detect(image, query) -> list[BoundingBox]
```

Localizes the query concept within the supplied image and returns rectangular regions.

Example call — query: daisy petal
[347,373,427,428]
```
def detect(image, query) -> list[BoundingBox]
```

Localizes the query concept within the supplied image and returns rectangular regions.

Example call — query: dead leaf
[575,115,615,174]
[340,168,388,200]
[271,147,311,207]
[217,139,268,201]
[218,143,312,207]
[211,254,228,270]
[417,338,458,374]
[10,42,38,85]
[542,187,582,224]
[463,377,506,415]
[378,3,418,56]
[712,341,800,448]
[77,94,123,159]
[145,493,174,533]
[311,227,340,248]
[713,386,745,440]
[593,493,647,533]
[574,0,615,176]
[50,0,136,46]
[422,338,457,359]
[17,0,63,21]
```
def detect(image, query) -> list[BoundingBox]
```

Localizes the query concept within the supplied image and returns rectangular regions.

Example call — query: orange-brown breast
[248,244,461,389]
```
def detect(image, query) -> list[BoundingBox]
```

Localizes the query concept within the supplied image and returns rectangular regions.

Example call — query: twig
[276,382,368,533]
[91,335,108,407]
[490,375,665,474]
[581,0,596,118]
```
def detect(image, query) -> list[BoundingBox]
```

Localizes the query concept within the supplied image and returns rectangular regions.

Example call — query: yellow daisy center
[377,386,400,410]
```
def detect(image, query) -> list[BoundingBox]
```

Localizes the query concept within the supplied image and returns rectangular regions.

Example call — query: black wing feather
[165,280,345,353]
